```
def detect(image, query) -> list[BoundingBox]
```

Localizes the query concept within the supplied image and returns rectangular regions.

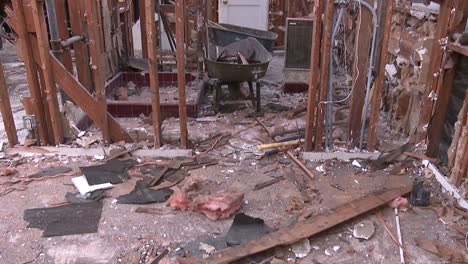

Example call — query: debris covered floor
[0,43,467,264]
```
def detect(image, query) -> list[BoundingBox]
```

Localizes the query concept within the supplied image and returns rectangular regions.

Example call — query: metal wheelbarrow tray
[205,38,272,112]
[208,22,278,51]
[205,37,272,83]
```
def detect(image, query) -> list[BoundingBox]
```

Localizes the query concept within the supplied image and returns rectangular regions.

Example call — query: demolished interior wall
[386,0,437,136]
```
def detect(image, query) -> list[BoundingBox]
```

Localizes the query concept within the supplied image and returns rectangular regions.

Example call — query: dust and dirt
[0,43,463,264]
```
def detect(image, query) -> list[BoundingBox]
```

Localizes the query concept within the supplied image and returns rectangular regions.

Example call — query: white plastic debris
[93,155,105,161]
[72,175,113,195]
[315,164,326,173]
[352,160,362,168]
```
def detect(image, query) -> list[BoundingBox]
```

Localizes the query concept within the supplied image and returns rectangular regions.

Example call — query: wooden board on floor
[203,185,412,264]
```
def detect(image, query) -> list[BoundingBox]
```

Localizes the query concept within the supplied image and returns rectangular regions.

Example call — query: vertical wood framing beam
[176,0,189,148]
[426,55,458,157]
[416,0,452,142]
[85,0,110,142]
[304,0,324,151]
[426,0,468,156]
[197,0,208,77]
[139,0,148,58]
[68,0,93,92]
[54,0,74,73]
[314,0,334,150]
[30,0,64,145]
[12,0,49,145]
[0,62,19,147]
[367,0,394,151]
[348,0,374,148]
[145,0,162,148]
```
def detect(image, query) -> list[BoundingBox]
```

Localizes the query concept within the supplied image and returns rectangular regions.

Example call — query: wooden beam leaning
[30,0,64,145]
[11,0,49,145]
[175,0,189,149]
[51,56,134,142]
[0,62,19,147]
[203,186,412,264]
[416,0,452,142]
[314,0,334,150]
[367,0,394,151]
[145,0,162,148]
[304,0,325,151]
[85,0,111,143]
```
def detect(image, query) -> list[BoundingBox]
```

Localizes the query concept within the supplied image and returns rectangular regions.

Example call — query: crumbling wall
[440,57,468,162]
[386,1,438,136]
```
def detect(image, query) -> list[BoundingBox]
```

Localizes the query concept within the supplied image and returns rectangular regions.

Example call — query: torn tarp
[80,159,138,185]
[28,167,72,178]
[116,188,174,204]
[23,202,103,237]
[226,213,273,246]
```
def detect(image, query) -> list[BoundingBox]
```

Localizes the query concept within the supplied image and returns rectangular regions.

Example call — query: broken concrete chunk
[291,238,311,259]
[199,243,216,255]
[353,220,375,240]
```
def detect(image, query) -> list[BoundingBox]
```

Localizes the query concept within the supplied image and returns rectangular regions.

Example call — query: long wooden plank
[54,0,74,73]
[51,56,134,143]
[68,0,93,92]
[175,0,189,148]
[304,0,324,151]
[85,0,110,142]
[367,0,394,151]
[12,0,49,145]
[348,0,374,148]
[416,0,452,142]
[314,0,334,150]
[204,186,412,264]
[0,62,19,147]
[145,0,162,147]
[30,0,64,145]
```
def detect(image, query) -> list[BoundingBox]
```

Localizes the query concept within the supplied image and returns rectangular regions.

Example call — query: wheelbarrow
[205,37,272,112]
[208,21,278,51]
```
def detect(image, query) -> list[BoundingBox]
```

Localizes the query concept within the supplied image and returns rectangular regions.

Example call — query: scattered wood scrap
[202,186,412,264]
[371,143,412,170]
[253,177,284,191]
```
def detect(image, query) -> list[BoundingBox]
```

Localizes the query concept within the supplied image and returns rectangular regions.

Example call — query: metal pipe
[326,5,346,150]
[44,0,61,57]
[353,0,379,150]
[61,35,84,47]
[45,0,68,104]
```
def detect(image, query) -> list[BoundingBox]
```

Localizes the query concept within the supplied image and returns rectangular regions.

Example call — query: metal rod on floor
[395,208,405,264]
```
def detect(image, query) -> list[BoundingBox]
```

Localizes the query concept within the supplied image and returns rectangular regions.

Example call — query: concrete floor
[0,43,465,264]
